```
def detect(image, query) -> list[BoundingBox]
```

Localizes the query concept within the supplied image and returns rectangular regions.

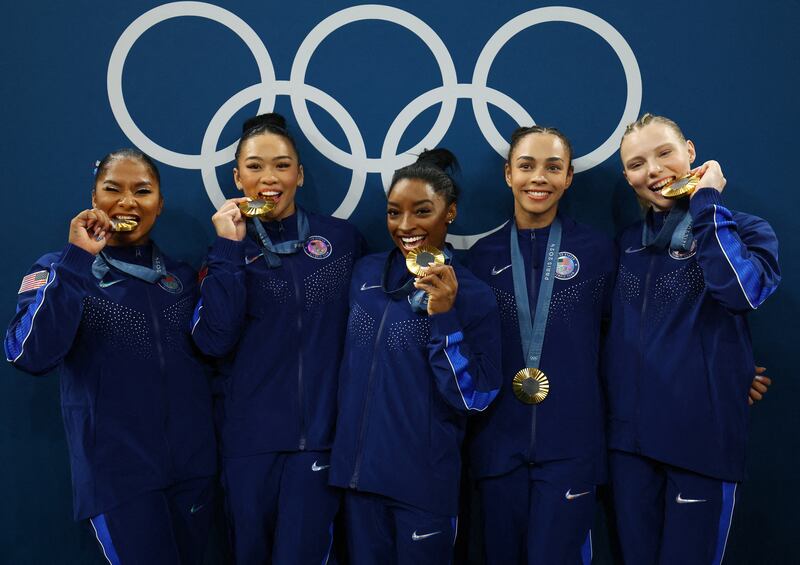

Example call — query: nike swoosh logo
[98,279,123,288]
[311,461,331,472]
[412,530,441,541]
[625,246,646,254]
[245,254,263,265]
[565,489,591,500]
[491,264,512,275]
[676,493,707,504]
[190,504,205,514]
[360,283,381,291]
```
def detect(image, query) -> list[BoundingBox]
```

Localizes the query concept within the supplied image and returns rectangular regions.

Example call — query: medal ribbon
[641,198,694,252]
[92,243,167,284]
[249,207,310,268]
[510,218,562,369]
[381,246,453,314]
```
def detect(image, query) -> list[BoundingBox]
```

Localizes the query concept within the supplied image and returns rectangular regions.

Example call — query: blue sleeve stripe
[190,299,203,335]
[712,205,775,309]
[443,331,499,412]
[712,482,737,565]
[89,514,121,565]
[581,530,593,565]
[5,269,56,363]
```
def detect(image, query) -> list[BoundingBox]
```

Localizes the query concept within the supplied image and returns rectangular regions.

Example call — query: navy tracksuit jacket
[5,243,217,520]
[467,215,617,481]
[329,249,503,516]
[604,188,781,481]
[190,209,363,457]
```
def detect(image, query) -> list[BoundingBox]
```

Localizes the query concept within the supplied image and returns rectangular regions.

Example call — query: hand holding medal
[410,251,458,316]
[212,197,250,242]
[660,160,727,200]
[69,208,112,255]
[691,160,727,196]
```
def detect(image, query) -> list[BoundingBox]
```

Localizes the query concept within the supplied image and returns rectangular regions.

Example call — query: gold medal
[660,173,700,199]
[512,368,550,404]
[405,245,445,276]
[110,218,138,232]
[238,198,276,218]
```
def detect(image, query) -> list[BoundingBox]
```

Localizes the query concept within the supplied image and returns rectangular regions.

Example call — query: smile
[399,234,426,250]
[523,189,551,200]
[113,214,140,221]
[258,190,282,200]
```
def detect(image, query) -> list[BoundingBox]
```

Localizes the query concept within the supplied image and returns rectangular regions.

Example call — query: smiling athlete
[329,149,502,565]
[604,114,781,564]
[190,113,363,564]
[6,149,217,564]
[467,126,616,564]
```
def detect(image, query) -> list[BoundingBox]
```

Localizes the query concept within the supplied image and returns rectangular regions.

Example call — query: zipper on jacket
[349,301,392,488]
[285,259,306,451]
[145,284,173,477]
[635,254,657,453]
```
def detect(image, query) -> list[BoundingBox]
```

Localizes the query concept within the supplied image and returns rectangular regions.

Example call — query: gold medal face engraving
[660,174,700,199]
[406,245,445,276]
[238,199,276,218]
[512,368,550,404]
[110,218,138,232]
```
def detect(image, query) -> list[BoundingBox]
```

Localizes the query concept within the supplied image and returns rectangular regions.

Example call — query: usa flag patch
[18,270,49,294]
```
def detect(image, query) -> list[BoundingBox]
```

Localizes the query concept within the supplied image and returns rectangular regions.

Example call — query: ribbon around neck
[248,207,310,268]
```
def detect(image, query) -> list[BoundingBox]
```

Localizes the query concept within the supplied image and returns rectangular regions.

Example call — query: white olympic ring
[107,2,642,249]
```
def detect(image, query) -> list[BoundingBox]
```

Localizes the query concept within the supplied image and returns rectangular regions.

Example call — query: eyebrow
[387,199,435,207]
[515,155,564,163]
[244,155,295,161]
[103,179,153,186]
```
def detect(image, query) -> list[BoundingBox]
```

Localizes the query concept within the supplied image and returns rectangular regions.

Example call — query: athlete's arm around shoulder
[689,187,781,313]
[5,244,97,375]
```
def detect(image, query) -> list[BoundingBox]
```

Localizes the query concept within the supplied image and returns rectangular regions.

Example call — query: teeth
[401,235,425,243]
[114,215,138,220]
[650,177,675,191]
[525,191,550,197]
[259,191,281,197]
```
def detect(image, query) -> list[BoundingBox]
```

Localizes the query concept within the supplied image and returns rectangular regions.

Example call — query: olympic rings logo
[107,2,642,248]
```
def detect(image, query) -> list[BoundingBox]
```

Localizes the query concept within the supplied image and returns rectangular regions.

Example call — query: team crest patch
[304,236,332,260]
[555,252,580,280]
[159,273,183,294]
[669,240,698,260]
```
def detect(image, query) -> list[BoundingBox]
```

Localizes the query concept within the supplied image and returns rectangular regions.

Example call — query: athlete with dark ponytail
[190,113,364,564]
[6,149,217,564]
[329,149,502,564]
[467,126,616,564]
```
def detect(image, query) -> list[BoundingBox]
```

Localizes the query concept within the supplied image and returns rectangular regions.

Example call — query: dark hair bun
[416,148,459,174]
[242,113,288,134]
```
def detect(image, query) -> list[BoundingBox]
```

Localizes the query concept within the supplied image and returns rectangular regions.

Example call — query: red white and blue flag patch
[18,270,49,293]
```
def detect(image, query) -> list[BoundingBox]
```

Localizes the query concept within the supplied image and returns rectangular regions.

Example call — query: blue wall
[1,1,797,562]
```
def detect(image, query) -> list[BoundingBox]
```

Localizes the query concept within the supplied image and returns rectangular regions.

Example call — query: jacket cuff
[690,187,725,216]
[58,243,97,273]
[430,308,462,339]
[210,236,246,263]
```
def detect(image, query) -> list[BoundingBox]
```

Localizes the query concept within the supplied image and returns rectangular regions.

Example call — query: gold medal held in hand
[512,368,550,404]
[110,217,138,232]
[238,198,276,218]
[660,173,700,199]
[406,245,445,276]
